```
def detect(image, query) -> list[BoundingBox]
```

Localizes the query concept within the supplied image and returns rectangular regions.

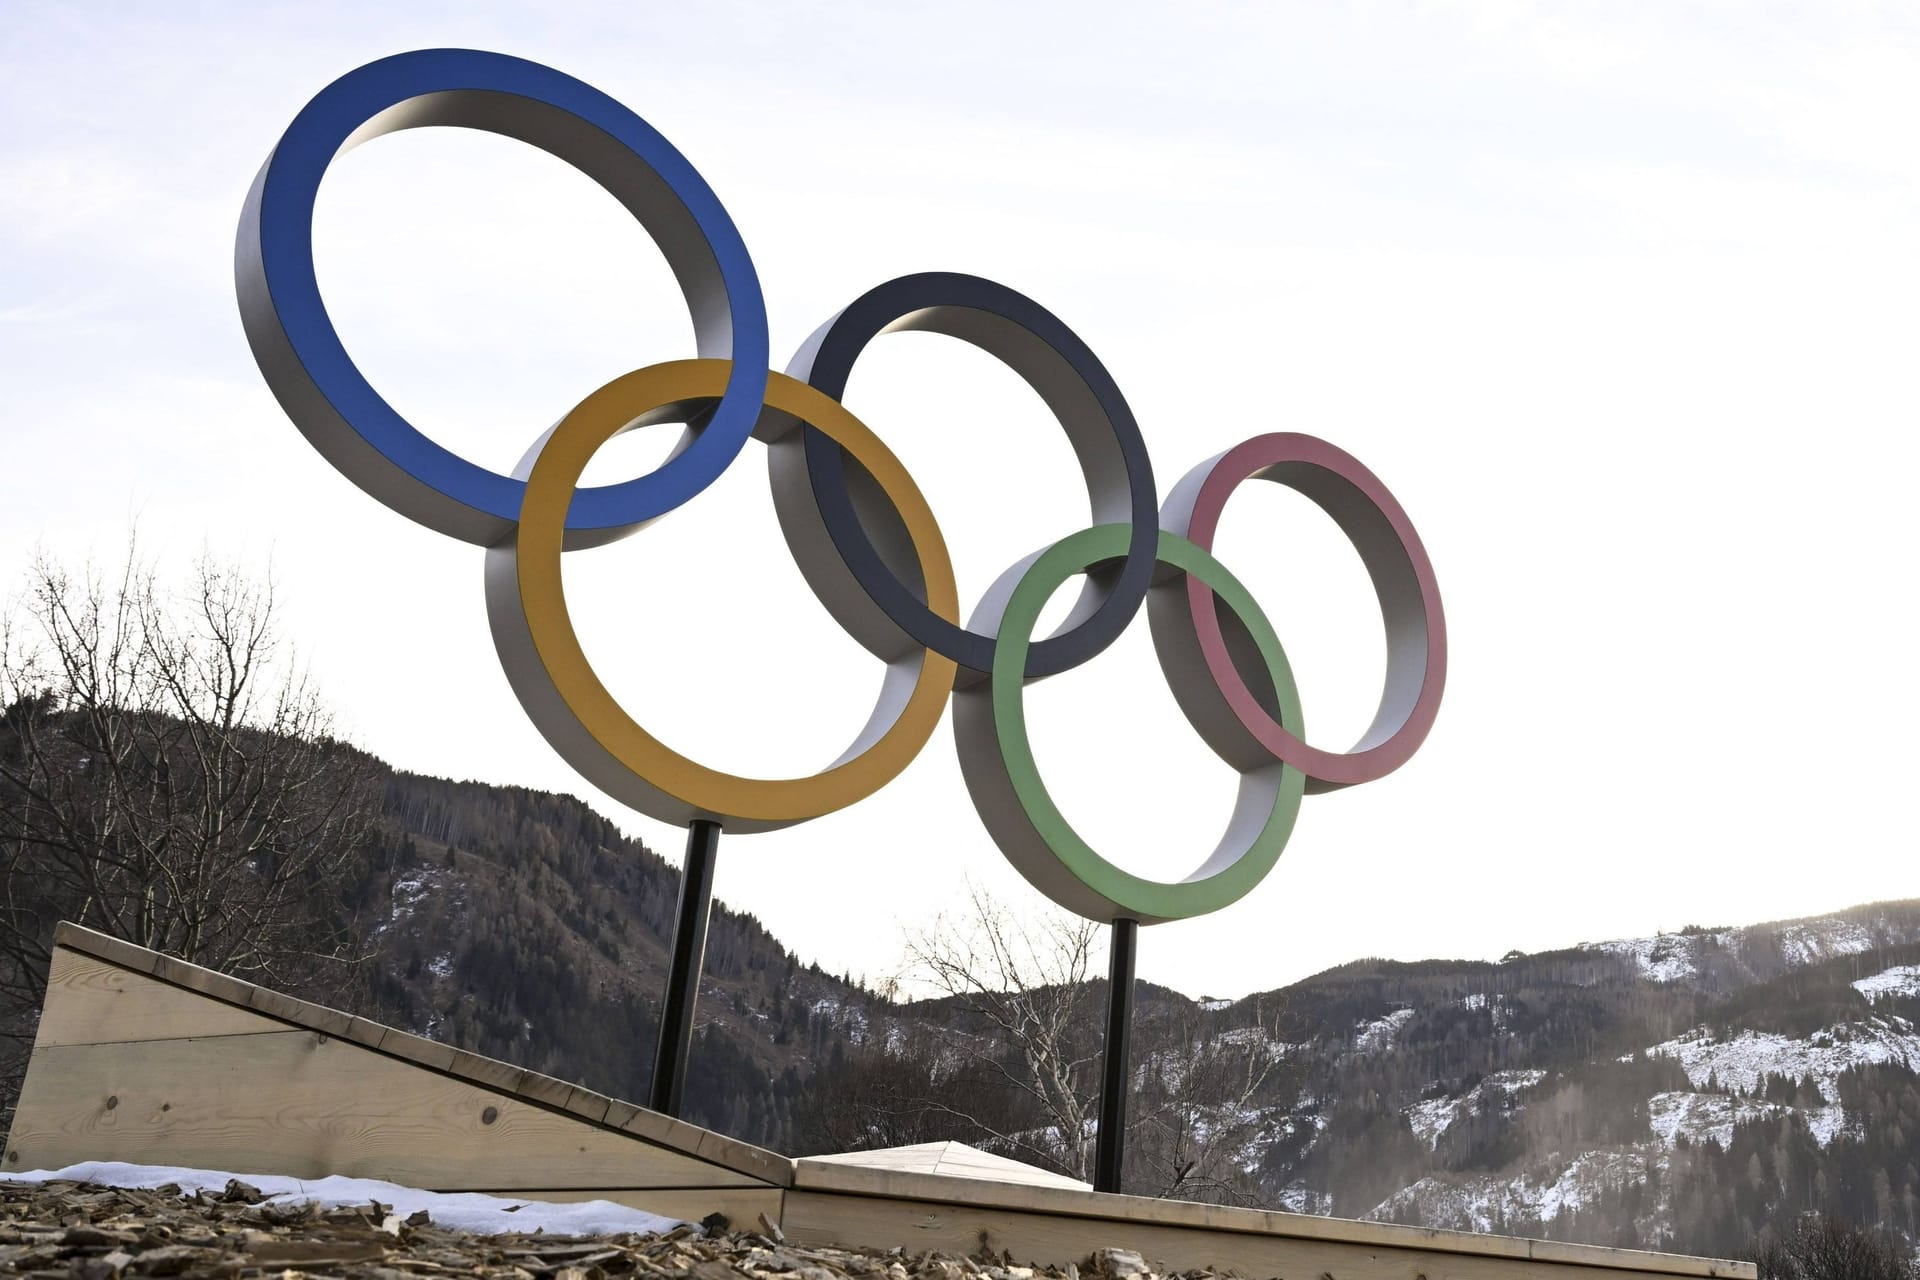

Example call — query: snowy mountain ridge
[1577,907,1892,988]
[1208,897,1920,1257]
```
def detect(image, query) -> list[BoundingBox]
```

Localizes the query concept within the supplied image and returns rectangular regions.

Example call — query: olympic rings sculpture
[238,49,1446,926]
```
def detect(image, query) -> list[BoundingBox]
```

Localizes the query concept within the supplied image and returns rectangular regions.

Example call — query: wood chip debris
[0,1181,1245,1280]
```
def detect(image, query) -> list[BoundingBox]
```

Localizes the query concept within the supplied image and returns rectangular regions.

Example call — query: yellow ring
[496,359,959,832]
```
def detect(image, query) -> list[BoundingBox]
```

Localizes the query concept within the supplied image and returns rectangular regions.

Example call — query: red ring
[1170,433,1446,791]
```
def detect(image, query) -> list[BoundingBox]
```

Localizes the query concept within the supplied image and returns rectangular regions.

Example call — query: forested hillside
[1217,904,1920,1256]
[6,717,1916,1260]
[358,770,875,1150]
[353,779,1920,1260]
[343,768,1920,1259]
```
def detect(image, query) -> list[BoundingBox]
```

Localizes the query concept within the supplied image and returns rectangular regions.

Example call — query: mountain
[1216,902,1920,1255]
[351,768,1919,1258]
[6,741,1915,1260]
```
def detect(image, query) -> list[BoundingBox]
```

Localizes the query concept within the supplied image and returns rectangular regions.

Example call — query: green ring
[988,525,1307,921]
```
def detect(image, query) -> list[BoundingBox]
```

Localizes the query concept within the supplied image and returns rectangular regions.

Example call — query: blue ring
[237,49,769,543]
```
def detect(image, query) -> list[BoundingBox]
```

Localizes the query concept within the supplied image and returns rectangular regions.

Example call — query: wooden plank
[810,1143,1087,1189]
[238,983,354,1039]
[929,1147,1086,1189]
[342,1016,393,1052]
[565,1086,616,1126]
[695,1126,793,1188]
[442,1046,529,1095]
[783,1191,1755,1280]
[517,1071,579,1111]
[34,949,285,1047]
[149,954,264,1012]
[39,921,794,1187]
[52,923,160,977]
[789,1166,1751,1279]
[6,1031,768,1191]
[470,1186,783,1229]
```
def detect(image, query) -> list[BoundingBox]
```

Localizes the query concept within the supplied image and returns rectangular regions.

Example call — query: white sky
[3,2,1916,1000]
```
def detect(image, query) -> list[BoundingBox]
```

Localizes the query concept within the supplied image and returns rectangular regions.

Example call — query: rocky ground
[0,1179,1225,1280]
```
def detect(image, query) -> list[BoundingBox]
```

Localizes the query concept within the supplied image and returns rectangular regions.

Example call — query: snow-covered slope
[1255,898,1920,1255]
[1855,965,1920,1004]
[1641,1016,1920,1098]
[1370,1151,1653,1233]
[1584,933,1723,983]
[1406,1071,1545,1149]
[1580,907,1907,990]
[1645,1091,1845,1149]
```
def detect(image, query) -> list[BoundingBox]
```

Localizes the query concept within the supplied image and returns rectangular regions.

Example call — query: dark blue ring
[787,273,1157,679]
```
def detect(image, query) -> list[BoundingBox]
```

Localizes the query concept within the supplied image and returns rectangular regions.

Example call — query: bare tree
[1128,998,1288,1203]
[1749,1213,1914,1280]
[886,883,1286,1202]
[903,881,1103,1178]
[0,541,382,1089]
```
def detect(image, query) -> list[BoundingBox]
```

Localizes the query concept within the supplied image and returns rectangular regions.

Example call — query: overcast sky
[3,2,1916,1000]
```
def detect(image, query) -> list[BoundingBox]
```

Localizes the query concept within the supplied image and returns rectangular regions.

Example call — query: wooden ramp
[8,924,1754,1280]
[6,923,788,1226]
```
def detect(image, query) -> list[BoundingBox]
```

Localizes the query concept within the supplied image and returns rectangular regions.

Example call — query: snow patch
[1275,1185,1333,1215]
[1273,1112,1330,1153]
[1198,997,1234,1011]
[1,1162,677,1236]
[1770,918,1873,967]
[1209,1026,1305,1061]
[1370,1150,1648,1231]
[390,877,427,918]
[1405,1097,1457,1150]
[1645,1088,1851,1151]
[1803,1104,1849,1146]
[1642,1017,1920,1100]
[811,996,870,1035]
[1584,934,1715,983]
[1353,1008,1414,1053]
[1404,1071,1545,1149]
[1647,1091,1779,1149]
[1853,965,1920,1004]
[1458,992,1515,1029]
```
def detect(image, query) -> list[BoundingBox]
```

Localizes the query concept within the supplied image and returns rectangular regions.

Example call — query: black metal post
[649,819,720,1117]
[1093,917,1138,1195]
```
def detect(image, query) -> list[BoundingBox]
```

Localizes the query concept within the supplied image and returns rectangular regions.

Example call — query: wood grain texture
[149,954,265,1015]
[788,1168,1752,1279]
[40,922,793,1188]
[783,1192,1756,1280]
[34,950,285,1047]
[6,1031,767,1191]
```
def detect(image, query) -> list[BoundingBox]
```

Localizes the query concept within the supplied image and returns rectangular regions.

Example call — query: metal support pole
[1093,917,1138,1195]
[649,819,720,1117]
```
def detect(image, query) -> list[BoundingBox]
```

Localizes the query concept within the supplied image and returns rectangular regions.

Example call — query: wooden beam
[784,1190,1756,1280]
[789,1165,1754,1279]
[33,950,285,1047]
